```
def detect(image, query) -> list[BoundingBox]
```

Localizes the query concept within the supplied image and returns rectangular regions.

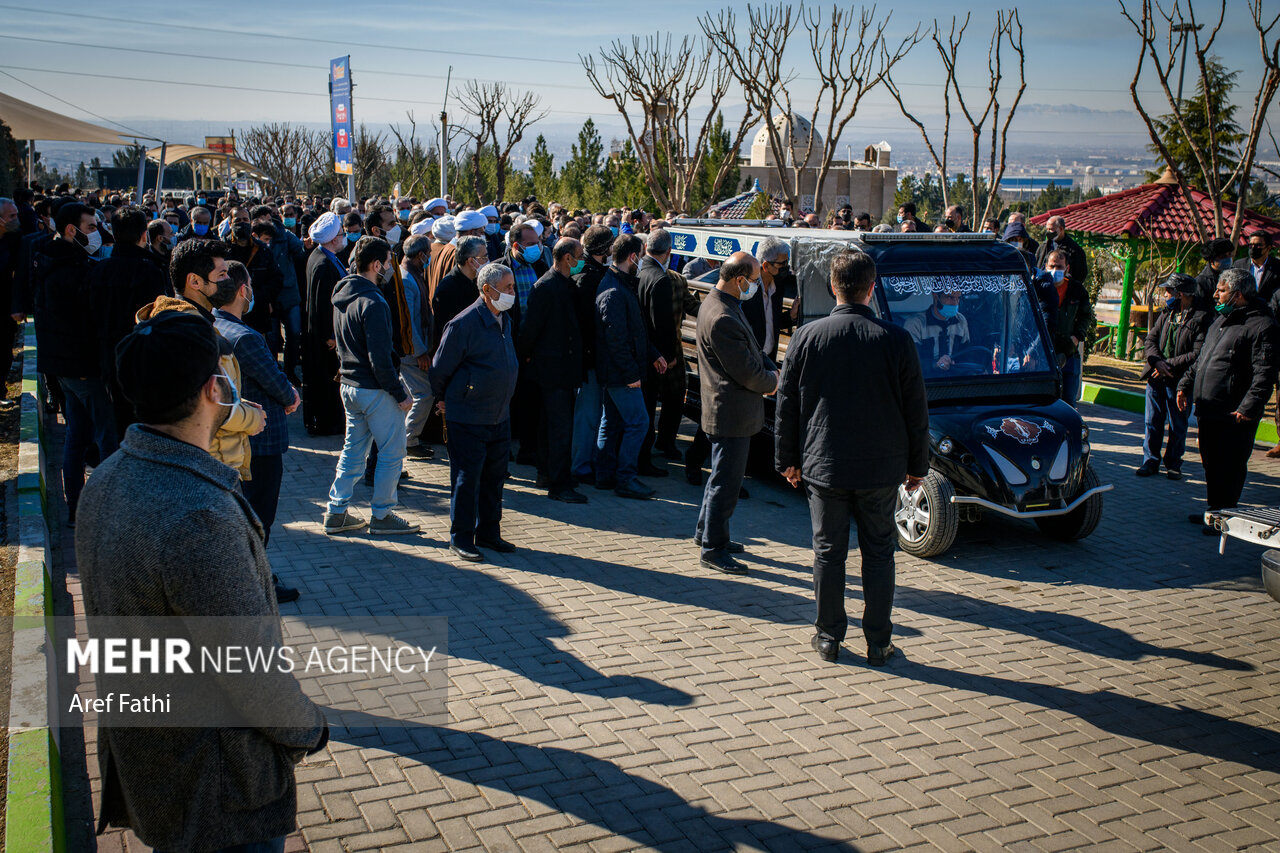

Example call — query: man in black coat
[517,238,587,504]
[224,222,282,338]
[1137,274,1209,479]
[570,225,613,483]
[302,212,349,435]
[742,236,794,362]
[496,222,551,466]
[1236,230,1279,305]
[775,249,929,667]
[431,236,488,342]
[636,229,679,476]
[89,206,170,435]
[1194,237,1235,305]
[1178,268,1280,528]
[1035,215,1088,286]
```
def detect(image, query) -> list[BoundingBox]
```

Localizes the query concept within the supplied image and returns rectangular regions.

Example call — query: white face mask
[384,224,402,245]
[81,227,103,255]
[488,287,515,312]
[740,277,760,301]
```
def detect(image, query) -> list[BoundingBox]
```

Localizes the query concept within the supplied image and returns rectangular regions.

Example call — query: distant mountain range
[29,102,1155,174]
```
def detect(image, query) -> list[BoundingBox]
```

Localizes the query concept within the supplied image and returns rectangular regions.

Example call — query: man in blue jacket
[431,263,520,562]
[594,234,667,499]
[322,236,419,537]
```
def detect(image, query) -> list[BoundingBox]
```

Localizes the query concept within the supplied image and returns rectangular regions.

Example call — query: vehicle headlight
[1082,441,1091,455]
[1049,441,1069,480]
[1081,424,1090,440]
[982,444,1028,486]
[938,438,954,456]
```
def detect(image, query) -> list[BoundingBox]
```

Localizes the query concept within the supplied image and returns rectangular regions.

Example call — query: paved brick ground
[56,403,1280,851]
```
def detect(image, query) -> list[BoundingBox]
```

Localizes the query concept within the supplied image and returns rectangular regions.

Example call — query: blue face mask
[193,223,208,236]
[896,215,905,224]
[248,292,255,313]
[522,244,542,264]
[398,209,410,221]
[283,217,296,227]
[197,198,207,205]
[1049,269,1065,283]
[347,232,360,244]
[610,227,619,238]
[1166,296,1180,309]
[570,258,585,276]
[939,303,959,319]
[484,222,499,236]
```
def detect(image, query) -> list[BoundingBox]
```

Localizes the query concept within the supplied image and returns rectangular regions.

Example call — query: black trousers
[655,363,687,451]
[537,384,576,493]
[640,367,661,462]
[447,419,510,547]
[1197,409,1257,510]
[695,435,751,554]
[511,368,541,462]
[806,483,898,647]
[244,453,284,545]
[0,314,15,394]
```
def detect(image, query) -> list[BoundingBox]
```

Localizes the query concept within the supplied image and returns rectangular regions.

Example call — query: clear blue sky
[0,0,1270,135]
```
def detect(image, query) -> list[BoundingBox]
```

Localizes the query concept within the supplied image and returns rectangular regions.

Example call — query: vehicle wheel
[1261,550,1280,604]
[895,470,959,558]
[1035,463,1103,541]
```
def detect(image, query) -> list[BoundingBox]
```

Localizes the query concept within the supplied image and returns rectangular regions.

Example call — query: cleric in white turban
[308,210,343,245]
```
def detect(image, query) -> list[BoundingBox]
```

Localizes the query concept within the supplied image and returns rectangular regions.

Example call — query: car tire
[1035,463,1104,541]
[895,470,959,558]
[1261,550,1280,604]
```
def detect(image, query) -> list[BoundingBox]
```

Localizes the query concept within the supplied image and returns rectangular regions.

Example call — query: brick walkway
[58,404,1280,851]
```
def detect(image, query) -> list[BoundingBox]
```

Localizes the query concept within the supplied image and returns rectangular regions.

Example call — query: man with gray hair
[636,228,679,473]
[1178,267,1280,527]
[432,235,489,336]
[1035,215,1087,285]
[744,235,793,363]
[431,262,521,562]
[330,197,352,215]
[399,233,435,456]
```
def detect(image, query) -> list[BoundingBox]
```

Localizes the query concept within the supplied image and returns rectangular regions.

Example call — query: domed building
[749,114,823,169]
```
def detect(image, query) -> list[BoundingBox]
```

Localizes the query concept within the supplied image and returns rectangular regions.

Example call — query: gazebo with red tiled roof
[1030,169,1280,357]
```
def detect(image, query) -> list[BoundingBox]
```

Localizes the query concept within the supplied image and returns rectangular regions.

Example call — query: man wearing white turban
[302,211,350,434]
[426,218,458,306]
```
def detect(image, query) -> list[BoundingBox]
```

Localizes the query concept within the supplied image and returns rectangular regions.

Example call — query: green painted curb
[5,728,64,853]
[1081,382,1280,445]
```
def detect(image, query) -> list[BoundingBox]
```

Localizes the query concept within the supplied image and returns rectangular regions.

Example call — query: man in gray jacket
[695,251,779,574]
[77,311,327,852]
[323,236,419,536]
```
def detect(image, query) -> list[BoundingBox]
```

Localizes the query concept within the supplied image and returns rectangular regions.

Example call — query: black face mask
[232,223,251,242]
[1250,246,1267,260]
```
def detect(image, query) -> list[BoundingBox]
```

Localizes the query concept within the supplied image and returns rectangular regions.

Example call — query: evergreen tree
[112,143,145,168]
[691,112,740,212]
[1148,57,1245,193]
[606,140,655,211]
[529,134,558,201]
[561,118,605,207]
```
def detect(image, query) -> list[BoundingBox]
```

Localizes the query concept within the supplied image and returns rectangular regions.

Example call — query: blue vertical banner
[329,56,353,176]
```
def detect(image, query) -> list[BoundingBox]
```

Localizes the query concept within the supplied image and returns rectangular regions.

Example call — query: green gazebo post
[1115,241,1139,359]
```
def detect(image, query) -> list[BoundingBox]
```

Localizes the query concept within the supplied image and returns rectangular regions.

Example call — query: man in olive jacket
[775,250,929,667]
[1137,273,1209,479]
[1178,268,1280,524]
[76,312,327,852]
[694,251,778,574]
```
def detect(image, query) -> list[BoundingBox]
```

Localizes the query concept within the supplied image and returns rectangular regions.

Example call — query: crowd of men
[4,176,1279,851]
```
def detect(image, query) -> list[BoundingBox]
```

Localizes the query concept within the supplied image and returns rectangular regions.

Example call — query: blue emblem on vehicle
[710,237,739,257]
[672,233,694,253]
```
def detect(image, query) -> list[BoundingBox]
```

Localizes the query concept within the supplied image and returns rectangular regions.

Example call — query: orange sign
[204,136,235,156]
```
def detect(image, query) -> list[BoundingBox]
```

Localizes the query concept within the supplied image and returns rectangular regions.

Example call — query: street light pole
[1172,22,1203,105]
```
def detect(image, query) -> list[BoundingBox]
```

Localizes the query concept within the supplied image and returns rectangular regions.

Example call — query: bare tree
[702,4,920,217]
[885,10,1026,225]
[388,111,439,199]
[456,81,546,204]
[582,33,755,216]
[237,123,329,194]
[1119,0,1280,243]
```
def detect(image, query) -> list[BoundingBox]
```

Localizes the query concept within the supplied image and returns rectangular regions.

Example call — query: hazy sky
[0,0,1272,140]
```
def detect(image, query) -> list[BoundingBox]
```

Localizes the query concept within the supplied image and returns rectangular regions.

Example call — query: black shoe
[615,482,656,500]
[476,536,516,553]
[401,470,410,480]
[637,463,669,478]
[535,474,551,489]
[811,635,839,663]
[685,467,702,486]
[450,543,483,562]
[700,551,747,575]
[550,489,588,504]
[693,537,745,553]
[595,478,617,491]
[1166,468,1182,480]
[655,445,682,461]
[274,581,301,604]
[867,642,897,667]
[1135,461,1159,477]
[739,485,750,499]
[406,445,434,459]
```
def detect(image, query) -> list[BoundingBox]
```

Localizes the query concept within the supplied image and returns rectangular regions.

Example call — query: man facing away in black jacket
[518,238,588,504]
[1178,267,1280,530]
[636,228,679,477]
[775,249,929,667]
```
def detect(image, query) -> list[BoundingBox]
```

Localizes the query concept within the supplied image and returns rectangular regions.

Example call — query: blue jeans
[571,369,602,476]
[446,419,510,547]
[156,837,284,853]
[1144,382,1189,469]
[59,377,119,519]
[596,385,648,488]
[695,435,751,555]
[1060,355,1082,404]
[327,385,407,519]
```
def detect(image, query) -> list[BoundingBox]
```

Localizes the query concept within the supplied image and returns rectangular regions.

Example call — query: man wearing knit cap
[302,211,349,435]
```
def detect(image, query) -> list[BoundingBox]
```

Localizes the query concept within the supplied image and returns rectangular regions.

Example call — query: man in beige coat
[694,251,779,574]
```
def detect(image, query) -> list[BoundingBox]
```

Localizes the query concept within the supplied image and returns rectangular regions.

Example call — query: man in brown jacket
[694,251,779,574]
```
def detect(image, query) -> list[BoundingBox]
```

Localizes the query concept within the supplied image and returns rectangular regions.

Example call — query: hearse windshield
[882,272,1053,381]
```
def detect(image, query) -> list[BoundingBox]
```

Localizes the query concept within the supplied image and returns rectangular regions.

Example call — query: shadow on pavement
[331,710,862,853]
